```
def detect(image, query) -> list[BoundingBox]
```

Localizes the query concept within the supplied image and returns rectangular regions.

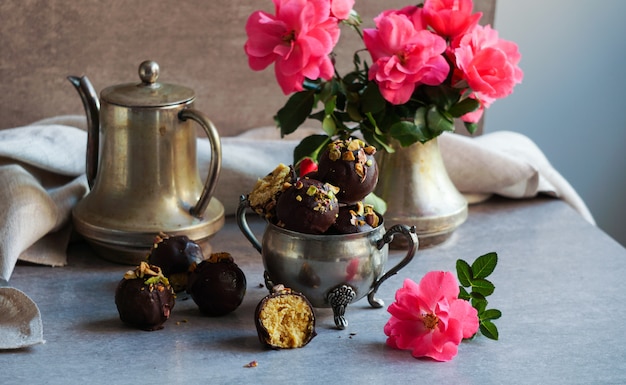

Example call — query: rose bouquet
[244,0,523,166]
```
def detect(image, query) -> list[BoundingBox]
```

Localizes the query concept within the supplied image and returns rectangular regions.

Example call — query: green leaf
[363,192,387,215]
[426,106,454,136]
[479,320,499,340]
[324,95,337,116]
[458,286,471,301]
[464,121,478,135]
[275,90,316,136]
[471,278,495,296]
[448,97,480,118]
[389,121,421,146]
[480,308,502,321]
[360,81,386,114]
[456,259,472,287]
[322,115,336,136]
[293,134,331,165]
[471,297,487,313]
[472,252,498,279]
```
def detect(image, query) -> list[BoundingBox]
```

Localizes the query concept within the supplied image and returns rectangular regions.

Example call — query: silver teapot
[68,60,224,264]
[237,196,418,329]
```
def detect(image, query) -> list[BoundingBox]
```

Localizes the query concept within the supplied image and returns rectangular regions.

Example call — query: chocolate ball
[115,262,175,331]
[317,138,378,203]
[255,285,316,349]
[187,252,247,316]
[275,178,339,234]
[331,202,381,234]
[147,233,204,292]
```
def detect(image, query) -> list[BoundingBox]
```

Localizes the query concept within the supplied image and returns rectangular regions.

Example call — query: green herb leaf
[458,286,471,301]
[472,252,498,279]
[471,297,487,313]
[479,320,499,340]
[456,259,472,287]
[471,278,495,296]
[275,90,316,137]
[481,308,502,321]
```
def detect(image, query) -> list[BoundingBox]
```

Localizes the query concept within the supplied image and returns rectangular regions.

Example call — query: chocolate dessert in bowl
[237,139,418,329]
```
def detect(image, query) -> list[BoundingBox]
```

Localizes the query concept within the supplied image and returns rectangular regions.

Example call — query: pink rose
[244,0,341,94]
[330,0,354,20]
[363,10,449,105]
[422,0,482,39]
[384,273,479,362]
[454,24,523,101]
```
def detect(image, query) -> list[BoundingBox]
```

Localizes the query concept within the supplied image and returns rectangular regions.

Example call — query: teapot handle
[367,224,418,308]
[179,109,222,218]
[236,195,263,253]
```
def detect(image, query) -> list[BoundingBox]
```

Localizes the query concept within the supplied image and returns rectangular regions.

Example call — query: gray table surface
[2,196,625,385]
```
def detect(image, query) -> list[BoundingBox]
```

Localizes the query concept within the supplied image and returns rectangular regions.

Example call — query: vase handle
[367,224,418,308]
[236,195,262,253]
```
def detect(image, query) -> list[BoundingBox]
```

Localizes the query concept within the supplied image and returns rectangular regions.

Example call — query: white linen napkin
[0,115,595,348]
[0,115,595,282]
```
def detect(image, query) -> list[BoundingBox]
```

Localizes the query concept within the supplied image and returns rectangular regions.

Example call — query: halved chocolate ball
[187,252,247,316]
[255,285,316,349]
[316,138,378,204]
[115,262,175,331]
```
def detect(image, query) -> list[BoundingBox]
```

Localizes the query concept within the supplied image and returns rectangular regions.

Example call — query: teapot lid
[100,61,195,107]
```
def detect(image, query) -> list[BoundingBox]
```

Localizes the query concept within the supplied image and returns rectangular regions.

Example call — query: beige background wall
[0,0,494,135]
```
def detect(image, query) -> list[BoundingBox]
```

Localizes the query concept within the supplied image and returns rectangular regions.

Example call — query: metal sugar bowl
[237,196,418,329]
[68,60,224,264]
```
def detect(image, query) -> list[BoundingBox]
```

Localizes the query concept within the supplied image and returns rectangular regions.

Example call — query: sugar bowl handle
[237,195,263,253]
[179,109,222,218]
[367,224,418,308]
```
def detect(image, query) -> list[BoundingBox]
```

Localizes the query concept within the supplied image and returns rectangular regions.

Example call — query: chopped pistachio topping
[123,261,170,288]
[342,151,356,162]
[306,185,318,196]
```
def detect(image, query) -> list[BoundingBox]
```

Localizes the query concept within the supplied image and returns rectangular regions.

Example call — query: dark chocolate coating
[331,203,380,234]
[115,278,175,331]
[275,178,339,234]
[317,140,378,203]
[187,254,247,316]
[147,235,204,292]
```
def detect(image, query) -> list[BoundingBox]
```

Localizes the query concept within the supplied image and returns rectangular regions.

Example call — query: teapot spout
[68,75,100,188]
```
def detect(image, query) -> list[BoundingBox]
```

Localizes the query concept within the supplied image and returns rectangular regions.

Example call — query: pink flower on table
[454,24,524,102]
[244,0,341,94]
[422,0,482,39]
[330,0,354,20]
[363,9,449,105]
[384,273,479,362]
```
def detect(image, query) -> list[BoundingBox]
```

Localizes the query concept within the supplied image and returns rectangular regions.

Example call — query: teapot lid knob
[138,60,159,84]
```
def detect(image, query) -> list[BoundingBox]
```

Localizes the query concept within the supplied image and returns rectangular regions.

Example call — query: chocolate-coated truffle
[187,252,247,316]
[317,138,378,203]
[330,201,381,234]
[147,233,204,292]
[275,178,339,234]
[115,262,175,331]
[255,285,316,349]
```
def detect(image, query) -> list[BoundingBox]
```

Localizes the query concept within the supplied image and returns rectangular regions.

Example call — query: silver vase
[374,136,467,248]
